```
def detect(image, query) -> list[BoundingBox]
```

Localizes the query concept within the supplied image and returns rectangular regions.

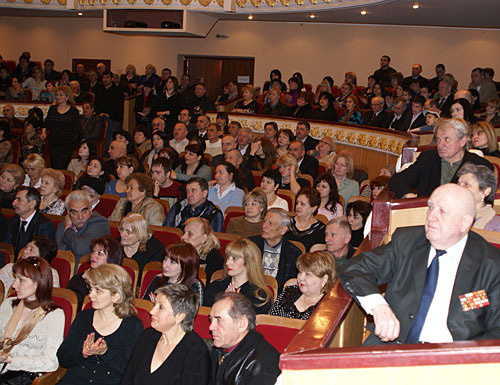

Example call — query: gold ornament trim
[236,0,246,7]
[161,0,174,4]
[279,0,290,5]
[215,0,223,6]
[265,0,276,6]
[198,0,212,6]
[250,0,261,6]
[179,0,192,5]
[56,0,66,4]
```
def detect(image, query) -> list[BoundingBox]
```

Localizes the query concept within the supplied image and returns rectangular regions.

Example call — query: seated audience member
[75,157,107,189]
[233,84,259,114]
[263,69,287,93]
[208,162,245,214]
[186,82,215,119]
[103,140,127,178]
[368,175,390,202]
[205,124,223,157]
[286,77,300,106]
[325,217,355,270]
[172,143,212,182]
[7,187,55,257]
[211,134,236,167]
[408,109,440,132]
[361,164,395,197]
[311,136,336,170]
[261,87,290,117]
[134,81,158,126]
[205,239,273,314]
[277,154,309,194]
[55,190,111,267]
[74,64,90,91]
[0,120,12,170]
[339,95,363,125]
[363,96,392,128]
[248,137,277,171]
[2,105,24,131]
[269,251,335,320]
[110,173,165,227]
[400,95,426,131]
[150,157,182,207]
[119,212,164,282]
[209,292,281,385]
[291,92,313,118]
[289,140,319,179]
[57,264,143,385]
[315,173,343,220]
[122,284,210,385]
[450,98,479,125]
[389,118,493,198]
[113,130,138,159]
[0,164,25,209]
[104,155,140,198]
[388,97,410,131]
[68,140,97,182]
[332,152,360,208]
[225,149,255,192]
[133,125,152,156]
[277,128,295,157]
[169,122,189,154]
[226,189,267,238]
[334,82,354,109]
[78,102,104,141]
[260,168,289,210]
[263,121,279,148]
[457,163,500,231]
[285,187,325,252]
[178,108,196,135]
[143,243,204,304]
[216,112,228,134]
[164,177,223,232]
[22,153,44,188]
[0,257,64,383]
[69,80,90,103]
[237,127,252,164]
[346,200,372,248]
[310,92,338,122]
[6,77,30,101]
[339,184,500,345]
[151,115,166,134]
[469,67,498,104]
[143,130,169,170]
[470,121,500,157]
[182,217,224,284]
[0,67,11,99]
[78,176,105,213]
[249,208,301,293]
[120,64,139,92]
[482,98,500,125]
[67,236,122,309]
[39,168,66,215]
[0,235,60,299]
[20,116,44,162]
[39,80,56,103]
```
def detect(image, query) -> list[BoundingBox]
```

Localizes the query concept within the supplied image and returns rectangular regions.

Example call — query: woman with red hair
[0,257,64,383]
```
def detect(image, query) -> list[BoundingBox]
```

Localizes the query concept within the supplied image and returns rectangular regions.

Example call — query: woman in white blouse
[260,168,289,211]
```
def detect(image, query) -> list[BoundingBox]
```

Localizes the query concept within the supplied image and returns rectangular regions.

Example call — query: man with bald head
[363,96,392,128]
[211,134,236,167]
[453,89,473,104]
[2,104,23,130]
[403,64,428,88]
[339,183,500,345]
[103,140,127,177]
[226,149,255,191]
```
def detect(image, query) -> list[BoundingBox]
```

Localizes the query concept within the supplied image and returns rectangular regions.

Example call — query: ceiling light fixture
[248,14,254,20]
[412,2,419,9]
[310,14,316,19]
[360,10,367,15]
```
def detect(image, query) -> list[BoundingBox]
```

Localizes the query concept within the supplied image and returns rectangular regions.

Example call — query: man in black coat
[209,293,281,385]
[249,209,302,293]
[388,97,409,131]
[261,87,290,117]
[295,121,318,152]
[6,187,55,257]
[339,184,500,345]
[289,140,319,179]
[389,118,493,199]
[436,79,455,118]
[363,96,392,128]
[186,82,215,123]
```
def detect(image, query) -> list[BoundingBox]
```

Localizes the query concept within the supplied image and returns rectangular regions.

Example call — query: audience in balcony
[339,95,363,125]
[262,87,290,117]
[269,251,335,320]
[233,84,259,114]
[21,65,46,100]
[310,91,338,122]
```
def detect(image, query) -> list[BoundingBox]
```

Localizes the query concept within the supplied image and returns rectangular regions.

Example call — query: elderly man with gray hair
[249,208,302,293]
[389,118,493,198]
[209,292,281,385]
[55,190,110,269]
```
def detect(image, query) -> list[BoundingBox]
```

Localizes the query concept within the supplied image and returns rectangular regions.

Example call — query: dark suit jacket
[400,112,426,132]
[249,236,301,293]
[74,91,91,104]
[389,111,409,131]
[363,110,392,128]
[339,226,500,344]
[389,149,493,198]
[438,94,455,118]
[303,135,319,153]
[299,154,319,179]
[7,211,56,257]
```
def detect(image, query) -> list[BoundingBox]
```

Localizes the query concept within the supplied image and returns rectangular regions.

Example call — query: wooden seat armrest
[32,367,67,385]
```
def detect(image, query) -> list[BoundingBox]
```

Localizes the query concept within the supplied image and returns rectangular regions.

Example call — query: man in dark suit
[437,79,455,118]
[339,184,500,345]
[388,97,410,131]
[226,149,255,192]
[325,218,355,271]
[70,81,91,104]
[363,97,392,128]
[399,95,426,132]
[402,64,428,88]
[295,121,318,152]
[389,118,493,199]
[6,187,55,257]
[249,209,302,293]
[288,140,319,179]
[261,87,290,117]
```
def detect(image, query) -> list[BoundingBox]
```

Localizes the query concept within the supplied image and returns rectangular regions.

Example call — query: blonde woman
[182,217,223,283]
[119,213,164,283]
[276,154,309,194]
[233,85,259,114]
[57,264,143,385]
[205,239,273,314]
[22,153,44,188]
[332,151,359,209]
[39,168,66,215]
[226,189,267,238]
[269,252,335,320]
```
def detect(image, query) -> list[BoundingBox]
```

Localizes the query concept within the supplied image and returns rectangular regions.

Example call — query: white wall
[2,16,500,90]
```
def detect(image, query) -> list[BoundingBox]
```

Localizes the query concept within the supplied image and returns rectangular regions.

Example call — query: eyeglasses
[26,256,41,272]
